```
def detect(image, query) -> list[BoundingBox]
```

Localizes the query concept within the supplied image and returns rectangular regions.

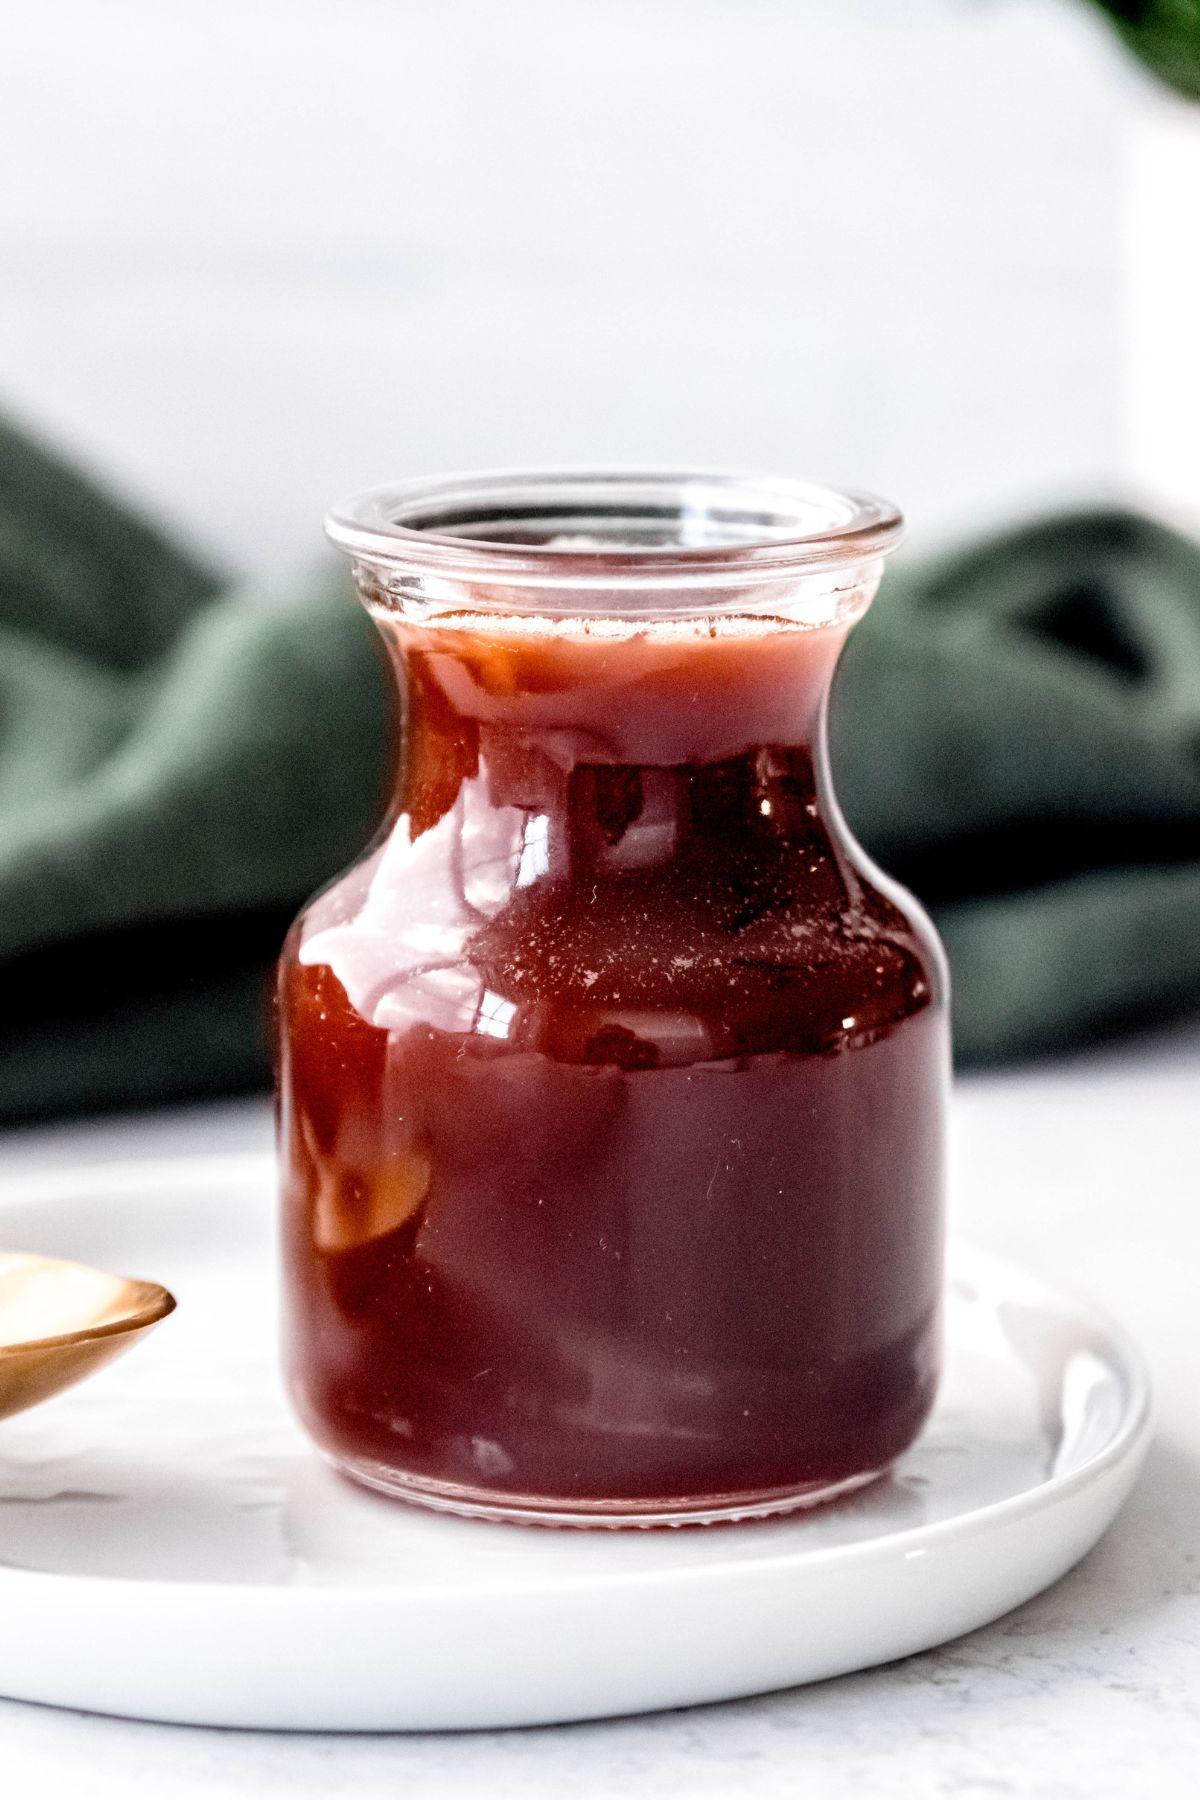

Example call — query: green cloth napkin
[1081,1,1200,100]
[3,416,1199,1121]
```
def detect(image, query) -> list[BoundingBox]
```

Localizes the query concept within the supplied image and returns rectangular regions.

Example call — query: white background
[4,0,1191,577]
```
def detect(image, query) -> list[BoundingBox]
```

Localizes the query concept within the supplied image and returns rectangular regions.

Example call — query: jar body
[278,474,948,1526]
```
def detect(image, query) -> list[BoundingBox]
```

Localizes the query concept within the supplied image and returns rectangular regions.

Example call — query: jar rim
[325,468,904,593]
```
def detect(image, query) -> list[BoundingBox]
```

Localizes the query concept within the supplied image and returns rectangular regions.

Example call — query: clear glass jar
[277,470,948,1527]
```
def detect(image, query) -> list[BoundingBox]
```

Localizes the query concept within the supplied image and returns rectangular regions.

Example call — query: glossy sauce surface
[278,607,946,1513]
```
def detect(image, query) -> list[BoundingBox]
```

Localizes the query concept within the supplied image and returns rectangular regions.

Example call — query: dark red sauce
[278,608,946,1519]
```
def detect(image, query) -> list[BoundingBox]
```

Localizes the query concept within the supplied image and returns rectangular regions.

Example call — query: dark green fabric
[0,416,391,1121]
[1082,1,1200,100]
[2,417,1198,1120]
[834,510,1200,1061]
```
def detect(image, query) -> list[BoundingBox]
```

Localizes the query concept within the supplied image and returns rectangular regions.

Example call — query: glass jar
[277,470,948,1527]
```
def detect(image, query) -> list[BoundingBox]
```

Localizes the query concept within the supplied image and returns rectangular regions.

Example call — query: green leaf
[1086,1,1200,99]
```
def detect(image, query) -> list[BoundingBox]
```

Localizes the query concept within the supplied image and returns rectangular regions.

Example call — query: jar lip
[325,467,904,589]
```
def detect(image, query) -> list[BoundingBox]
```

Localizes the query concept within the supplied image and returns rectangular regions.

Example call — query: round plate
[0,1155,1150,1731]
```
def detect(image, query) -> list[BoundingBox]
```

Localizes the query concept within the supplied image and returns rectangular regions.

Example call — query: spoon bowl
[0,1253,175,1420]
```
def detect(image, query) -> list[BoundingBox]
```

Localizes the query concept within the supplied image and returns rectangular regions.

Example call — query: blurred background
[4,9,1200,1783]
[2,0,1197,575]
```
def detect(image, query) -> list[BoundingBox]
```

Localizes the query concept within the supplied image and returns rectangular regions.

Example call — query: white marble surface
[1,1030,1198,1795]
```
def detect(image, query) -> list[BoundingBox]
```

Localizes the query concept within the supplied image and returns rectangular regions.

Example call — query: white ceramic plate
[0,1155,1149,1731]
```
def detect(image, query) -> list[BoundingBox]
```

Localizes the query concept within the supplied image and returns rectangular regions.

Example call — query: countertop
[1,1029,1198,1798]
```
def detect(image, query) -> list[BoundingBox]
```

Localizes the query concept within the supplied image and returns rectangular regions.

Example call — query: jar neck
[376,610,852,834]
[335,468,897,819]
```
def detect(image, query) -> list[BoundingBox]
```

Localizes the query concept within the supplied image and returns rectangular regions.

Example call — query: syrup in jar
[278,472,947,1525]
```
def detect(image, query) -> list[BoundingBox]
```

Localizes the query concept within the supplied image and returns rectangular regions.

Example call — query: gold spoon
[0,1253,175,1421]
